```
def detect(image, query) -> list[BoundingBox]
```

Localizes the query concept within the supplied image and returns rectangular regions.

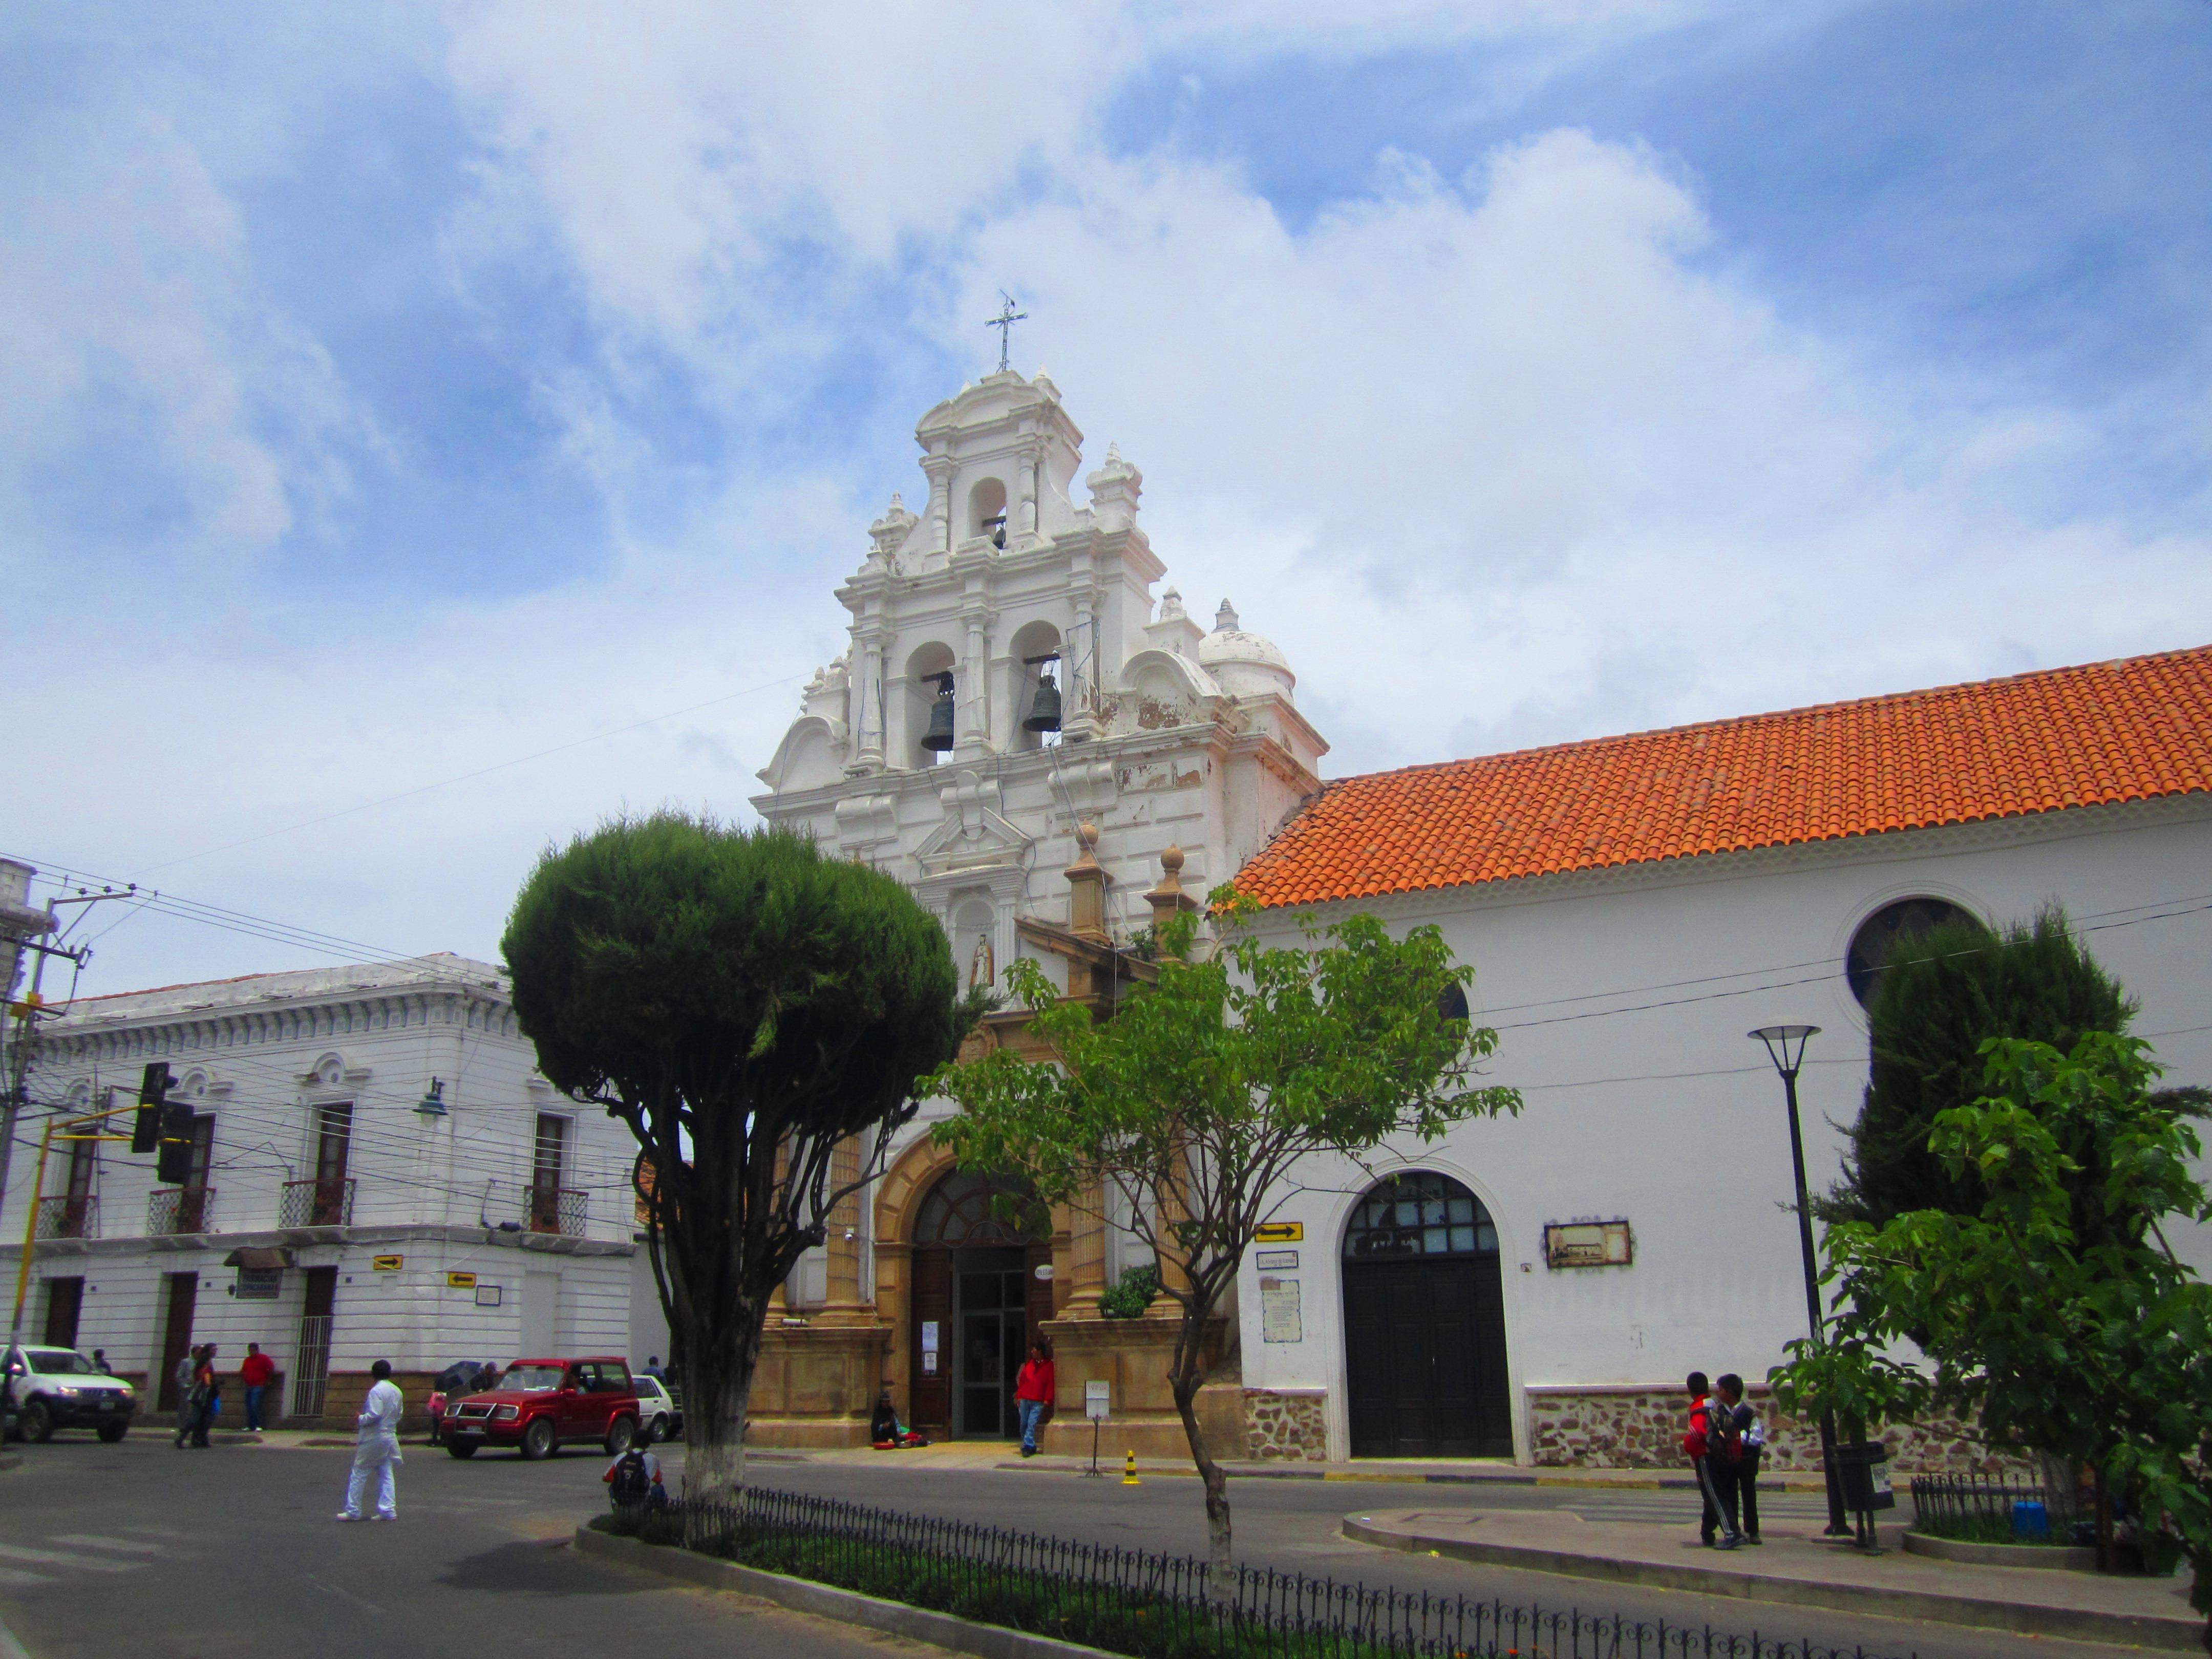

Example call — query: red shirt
[240,1352,275,1387]
[1014,1359,1054,1405]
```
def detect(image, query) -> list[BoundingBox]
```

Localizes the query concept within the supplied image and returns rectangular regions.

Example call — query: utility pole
[0,868,132,1233]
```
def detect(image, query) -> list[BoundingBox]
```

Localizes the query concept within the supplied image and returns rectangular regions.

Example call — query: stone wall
[1243,1388,1327,1460]
[316,1369,440,1435]
[1526,1384,2031,1475]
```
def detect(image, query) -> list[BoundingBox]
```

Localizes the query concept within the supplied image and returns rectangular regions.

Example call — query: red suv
[442,1357,641,1460]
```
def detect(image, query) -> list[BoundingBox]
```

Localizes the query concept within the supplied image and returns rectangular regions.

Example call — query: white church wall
[1237,795,2212,1462]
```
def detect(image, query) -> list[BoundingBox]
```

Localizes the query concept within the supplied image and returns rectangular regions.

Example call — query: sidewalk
[1346,1505,2203,1652]
[788,1441,1834,1491]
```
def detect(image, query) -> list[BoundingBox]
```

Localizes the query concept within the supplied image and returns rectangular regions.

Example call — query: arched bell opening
[967,476,1008,545]
[1005,618,1063,752]
[1341,1170,1513,1458]
[907,1169,1053,1439]
[903,641,958,767]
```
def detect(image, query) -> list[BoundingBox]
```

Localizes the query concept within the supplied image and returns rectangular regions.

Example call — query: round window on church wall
[1845,897,1979,1007]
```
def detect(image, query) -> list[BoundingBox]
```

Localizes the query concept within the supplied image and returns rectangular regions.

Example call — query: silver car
[3,1346,138,1443]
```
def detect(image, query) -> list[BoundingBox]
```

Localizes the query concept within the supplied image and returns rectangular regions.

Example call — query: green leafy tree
[502,813,969,1511]
[1772,1032,2212,1650]
[930,900,1520,1576]
[1829,907,2132,1228]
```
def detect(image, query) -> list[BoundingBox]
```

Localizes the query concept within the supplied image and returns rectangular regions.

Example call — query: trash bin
[2012,1499,2050,1542]
[1834,1441,1896,1513]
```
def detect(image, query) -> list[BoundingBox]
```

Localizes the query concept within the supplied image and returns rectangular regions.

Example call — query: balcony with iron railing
[279,1176,355,1228]
[34,1195,97,1241]
[526,1184,588,1238]
[148,1186,217,1236]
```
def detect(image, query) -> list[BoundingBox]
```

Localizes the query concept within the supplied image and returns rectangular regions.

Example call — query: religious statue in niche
[969,934,995,990]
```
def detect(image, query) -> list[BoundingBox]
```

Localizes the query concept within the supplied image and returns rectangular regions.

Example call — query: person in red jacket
[1680,1370,1741,1549]
[240,1343,276,1433]
[1013,1337,1055,1458]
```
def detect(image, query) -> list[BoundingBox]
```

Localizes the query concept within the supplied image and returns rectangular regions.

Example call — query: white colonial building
[0,952,656,1428]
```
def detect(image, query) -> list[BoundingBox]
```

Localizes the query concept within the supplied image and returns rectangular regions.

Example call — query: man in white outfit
[338,1358,405,1521]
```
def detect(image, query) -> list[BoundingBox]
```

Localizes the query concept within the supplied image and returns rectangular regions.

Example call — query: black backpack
[609,1450,651,1506]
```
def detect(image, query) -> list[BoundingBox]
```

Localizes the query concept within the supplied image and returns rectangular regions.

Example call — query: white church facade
[751,366,2212,1470]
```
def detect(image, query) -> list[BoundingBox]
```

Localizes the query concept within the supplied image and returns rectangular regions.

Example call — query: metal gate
[291,1314,332,1419]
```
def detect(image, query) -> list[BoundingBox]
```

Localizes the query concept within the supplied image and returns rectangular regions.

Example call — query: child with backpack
[604,1443,668,1510]
[1679,1370,1742,1549]
[1716,1373,1764,1544]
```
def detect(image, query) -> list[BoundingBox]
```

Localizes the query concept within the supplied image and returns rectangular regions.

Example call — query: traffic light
[132,1062,170,1154]
[134,1061,196,1183]
[156,1100,196,1185]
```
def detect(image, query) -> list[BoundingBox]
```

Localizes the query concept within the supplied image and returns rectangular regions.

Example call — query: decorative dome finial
[1215,599,1240,632]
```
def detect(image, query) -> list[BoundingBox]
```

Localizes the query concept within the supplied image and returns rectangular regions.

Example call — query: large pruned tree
[1773,1032,2212,1650]
[1828,906,2132,1228]
[502,813,969,1511]
[929,900,1520,1577]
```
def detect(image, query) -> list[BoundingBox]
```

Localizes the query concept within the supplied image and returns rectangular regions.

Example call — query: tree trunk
[1171,1364,1233,1590]
[679,1290,768,1546]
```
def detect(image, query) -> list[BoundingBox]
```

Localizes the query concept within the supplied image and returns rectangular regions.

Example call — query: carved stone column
[852,628,887,772]
[1058,1183,1109,1320]
[958,605,993,757]
[815,1134,876,1326]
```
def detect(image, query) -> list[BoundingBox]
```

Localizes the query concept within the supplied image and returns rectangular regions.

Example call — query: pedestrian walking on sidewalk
[240,1343,275,1433]
[189,1346,220,1447]
[1716,1373,1764,1544]
[1680,1370,1741,1549]
[337,1360,404,1522]
[171,1347,200,1447]
[1014,1338,1055,1457]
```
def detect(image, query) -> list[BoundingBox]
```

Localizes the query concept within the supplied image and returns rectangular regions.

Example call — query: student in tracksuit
[1681,1371,1741,1549]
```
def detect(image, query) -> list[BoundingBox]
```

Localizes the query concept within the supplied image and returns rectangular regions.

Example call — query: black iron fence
[606,1487,1915,1659]
[1907,1475,2075,1545]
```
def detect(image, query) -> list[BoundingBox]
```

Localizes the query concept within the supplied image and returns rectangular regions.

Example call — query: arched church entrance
[908,1171,1054,1439]
[1342,1171,1513,1458]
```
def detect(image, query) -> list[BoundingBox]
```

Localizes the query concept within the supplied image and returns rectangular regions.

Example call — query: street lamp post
[1749,1024,1853,1538]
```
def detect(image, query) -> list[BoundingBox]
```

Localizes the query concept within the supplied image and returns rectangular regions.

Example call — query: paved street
[0,1431,2179,1659]
[0,1435,923,1659]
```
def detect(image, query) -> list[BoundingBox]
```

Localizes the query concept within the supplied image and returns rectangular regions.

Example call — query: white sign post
[1084,1380,1111,1476]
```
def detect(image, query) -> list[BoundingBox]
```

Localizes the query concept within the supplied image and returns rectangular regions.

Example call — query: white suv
[3,1347,138,1443]
[633,1373,683,1443]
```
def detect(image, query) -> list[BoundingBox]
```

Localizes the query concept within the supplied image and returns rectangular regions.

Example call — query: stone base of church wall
[1525,1383,2032,1475]
[741,1322,890,1449]
[1243,1388,1329,1460]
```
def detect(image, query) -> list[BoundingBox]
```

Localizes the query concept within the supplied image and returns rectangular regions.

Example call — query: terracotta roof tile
[1237,645,2212,909]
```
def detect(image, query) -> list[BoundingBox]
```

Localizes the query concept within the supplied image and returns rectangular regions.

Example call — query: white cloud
[0,115,369,562]
[925,128,2212,767]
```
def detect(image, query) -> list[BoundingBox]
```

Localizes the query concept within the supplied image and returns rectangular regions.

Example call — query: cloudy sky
[5,0,2209,993]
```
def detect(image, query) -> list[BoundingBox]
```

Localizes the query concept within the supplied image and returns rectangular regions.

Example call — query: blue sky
[5,0,2209,991]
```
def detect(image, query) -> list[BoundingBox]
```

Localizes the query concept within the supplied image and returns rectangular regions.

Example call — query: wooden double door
[1343,1253,1513,1458]
[909,1240,1053,1438]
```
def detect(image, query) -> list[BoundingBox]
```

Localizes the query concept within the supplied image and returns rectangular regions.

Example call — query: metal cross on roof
[984,291,1028,374]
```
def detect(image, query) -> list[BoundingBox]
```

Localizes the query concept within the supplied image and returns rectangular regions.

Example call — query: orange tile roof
[1236,645,2212,909]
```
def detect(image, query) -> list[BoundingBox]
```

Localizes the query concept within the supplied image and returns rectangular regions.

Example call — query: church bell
[1023,669,1062,733]
[922,675,957,752]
